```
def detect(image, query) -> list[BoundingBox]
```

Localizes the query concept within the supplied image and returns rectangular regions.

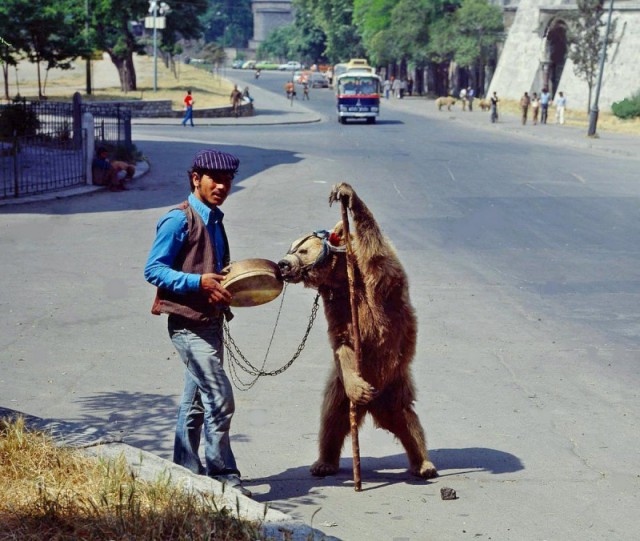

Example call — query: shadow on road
[248,447,523,503]
[0,141,304,216]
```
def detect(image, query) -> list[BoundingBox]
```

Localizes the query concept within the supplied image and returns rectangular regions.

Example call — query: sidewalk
[132,82,322,127]
[381,94,640,160]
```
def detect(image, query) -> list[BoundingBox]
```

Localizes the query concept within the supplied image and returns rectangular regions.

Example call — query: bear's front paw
[345,377,378,405]
[310,460,339,477]
[328,182,354,209]
[410,460,438,479]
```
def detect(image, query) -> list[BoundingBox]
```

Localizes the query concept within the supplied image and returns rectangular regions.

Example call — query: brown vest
[151,201,230,323]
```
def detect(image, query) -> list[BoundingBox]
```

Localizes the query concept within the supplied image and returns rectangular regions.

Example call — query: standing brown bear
[278,183,437,479]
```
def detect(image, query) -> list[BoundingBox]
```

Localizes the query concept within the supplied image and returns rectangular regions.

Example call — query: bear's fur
[278,183,437,479]
[435,96,456,111]
[478,98,491,111]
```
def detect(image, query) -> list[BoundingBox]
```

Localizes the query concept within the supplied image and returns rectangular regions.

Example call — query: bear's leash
[340,196,364,493]
[223,285,321,391]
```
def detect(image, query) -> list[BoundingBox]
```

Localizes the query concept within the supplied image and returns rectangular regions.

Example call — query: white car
[279,61,302,71]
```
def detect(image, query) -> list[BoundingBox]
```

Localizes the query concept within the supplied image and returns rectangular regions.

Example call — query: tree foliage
[200,0,253,49]
[295,0,365,64]
[565,0,617,111]
[0,0,86,98]
[257,7,326,64]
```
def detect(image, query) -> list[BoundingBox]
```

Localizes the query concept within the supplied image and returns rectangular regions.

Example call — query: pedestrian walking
[520,91,530,125]
[540,88,551,124]
[490,91,499,123]
[181,89,194,127]
[144,148,252,498]
[460,87,467,111]
[467,87,474,111]
[230,84,243,117]
[531,92,540,125]
[555,91,567,125]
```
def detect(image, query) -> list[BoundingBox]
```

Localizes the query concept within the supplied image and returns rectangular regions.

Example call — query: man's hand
[200,273,232,306]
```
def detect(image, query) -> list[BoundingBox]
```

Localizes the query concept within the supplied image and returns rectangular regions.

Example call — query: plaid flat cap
[192,149,240,173]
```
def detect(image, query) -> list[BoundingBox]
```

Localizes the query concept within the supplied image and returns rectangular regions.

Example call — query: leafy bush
[0,104,40,139]
[611,91,640,119]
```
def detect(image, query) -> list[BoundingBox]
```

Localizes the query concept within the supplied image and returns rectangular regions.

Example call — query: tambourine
[221,258,283,307]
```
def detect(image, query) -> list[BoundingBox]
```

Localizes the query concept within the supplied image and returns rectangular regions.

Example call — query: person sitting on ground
[92,146,128,191]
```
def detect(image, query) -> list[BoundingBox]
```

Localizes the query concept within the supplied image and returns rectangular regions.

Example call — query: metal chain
[223,286,321,390]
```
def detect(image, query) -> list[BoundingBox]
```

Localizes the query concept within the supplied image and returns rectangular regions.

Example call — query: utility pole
[85,0,92,94]
[147,1,170,92]
[587,0,615,137]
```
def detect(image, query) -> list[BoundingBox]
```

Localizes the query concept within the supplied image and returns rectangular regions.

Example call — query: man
[182,89,194,127]
[92,146,128,191]
[467,87,474,112]
[490,91,499,123]
[540,88,551,124]
[229,84,243,117]
[144,149,251,497]
[555,91,567,125]
[520,91,531,125]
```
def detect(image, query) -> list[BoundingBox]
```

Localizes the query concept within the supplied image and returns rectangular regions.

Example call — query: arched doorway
[543,20,568,98]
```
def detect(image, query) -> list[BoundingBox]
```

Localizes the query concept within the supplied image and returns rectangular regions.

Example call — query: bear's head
[278,221,347,288]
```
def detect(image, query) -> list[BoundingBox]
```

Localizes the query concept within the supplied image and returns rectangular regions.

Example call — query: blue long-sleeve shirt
[144,193,226,294]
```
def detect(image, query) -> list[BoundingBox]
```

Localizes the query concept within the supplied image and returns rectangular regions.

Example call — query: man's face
[193,171,233,207]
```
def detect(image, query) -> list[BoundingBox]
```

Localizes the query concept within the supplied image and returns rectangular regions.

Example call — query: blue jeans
[168,315,239,477]
[182,106,194,126]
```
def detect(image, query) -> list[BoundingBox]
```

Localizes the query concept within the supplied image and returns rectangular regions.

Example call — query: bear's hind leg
[370,402,437,479]
[311,376,354,477]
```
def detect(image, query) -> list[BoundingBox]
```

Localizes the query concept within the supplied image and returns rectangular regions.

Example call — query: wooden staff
[340,197,363,492]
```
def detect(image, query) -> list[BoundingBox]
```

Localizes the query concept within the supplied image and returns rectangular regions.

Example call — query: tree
[4,0,86,98]
[450,0,503,91]
[92,0,148,91]
[200,0,253,48]
[352,0,395,66]
[0,1,28,99]
[295,0,365,64]
[257,26,291,61]
[565,0,617,112]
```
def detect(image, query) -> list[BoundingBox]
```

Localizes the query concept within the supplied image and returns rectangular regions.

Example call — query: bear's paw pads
[310,460,339,477]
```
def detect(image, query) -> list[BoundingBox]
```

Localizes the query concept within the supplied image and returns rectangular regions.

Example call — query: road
[1,70,639,540]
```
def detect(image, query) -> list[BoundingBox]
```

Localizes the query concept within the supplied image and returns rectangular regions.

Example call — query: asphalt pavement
[2,81,638,540]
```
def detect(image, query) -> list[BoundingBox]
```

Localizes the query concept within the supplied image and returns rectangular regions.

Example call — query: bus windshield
[337,75,380,96]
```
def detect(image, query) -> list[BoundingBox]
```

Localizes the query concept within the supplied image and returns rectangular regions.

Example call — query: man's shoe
[215,474,252,497]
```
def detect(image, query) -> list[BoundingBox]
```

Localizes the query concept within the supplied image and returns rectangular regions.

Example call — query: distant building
[249,1,294,51]
[488,0,640,110]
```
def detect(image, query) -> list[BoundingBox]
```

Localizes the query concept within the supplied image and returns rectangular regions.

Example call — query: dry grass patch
[0,417,264,541]
[498,99,640,135]
[10,54,235,111]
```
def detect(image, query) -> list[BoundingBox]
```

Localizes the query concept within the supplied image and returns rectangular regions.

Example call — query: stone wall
[249,0,293,49]
[88,100,253,118]
[488,0,640,111]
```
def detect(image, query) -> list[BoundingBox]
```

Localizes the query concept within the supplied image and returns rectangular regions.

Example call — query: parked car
[231,60,244,69]
[309,73,329,88]
[242,60,256,69]
[279,61,302,71]
[255,60,280,70]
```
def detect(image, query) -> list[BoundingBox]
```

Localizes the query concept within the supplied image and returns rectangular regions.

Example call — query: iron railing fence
[0,132,87,199]
[82,103,132,148]
[0,98,132,199]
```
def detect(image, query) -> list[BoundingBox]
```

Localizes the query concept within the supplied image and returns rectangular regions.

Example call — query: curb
[0,159,151,208]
